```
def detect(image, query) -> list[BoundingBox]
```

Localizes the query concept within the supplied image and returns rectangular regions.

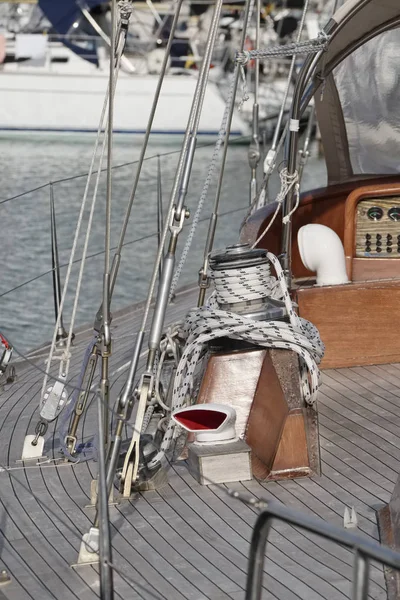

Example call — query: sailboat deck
[0,284,397,599]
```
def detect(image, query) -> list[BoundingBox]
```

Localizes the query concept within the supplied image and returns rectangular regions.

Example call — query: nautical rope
[235,32,328,111]
[241,121,289,224]
[235,33,329,65]
[212,263,281,304]
[148,251,324,468]
[249,168,299,249]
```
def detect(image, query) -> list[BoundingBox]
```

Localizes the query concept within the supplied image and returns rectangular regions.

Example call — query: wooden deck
[0,284,397,599]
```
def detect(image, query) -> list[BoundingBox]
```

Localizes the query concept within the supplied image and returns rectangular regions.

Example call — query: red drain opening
[174,409,226,431]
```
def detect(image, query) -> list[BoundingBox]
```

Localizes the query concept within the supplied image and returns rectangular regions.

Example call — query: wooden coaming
[343,184,400,281]
[241,176,400,279]
[241,178,400,370]
[295,279,400,369]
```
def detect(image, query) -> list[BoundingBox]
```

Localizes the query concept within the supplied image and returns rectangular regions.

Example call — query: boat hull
[0,71,249,137]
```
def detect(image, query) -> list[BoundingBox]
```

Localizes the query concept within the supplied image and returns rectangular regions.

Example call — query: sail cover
[333,29,400,177]
[38,0,104,64]
[311,0,400,183]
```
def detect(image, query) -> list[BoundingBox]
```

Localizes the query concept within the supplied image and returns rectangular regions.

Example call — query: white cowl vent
[172,403,237,443]
[298,224,349,286]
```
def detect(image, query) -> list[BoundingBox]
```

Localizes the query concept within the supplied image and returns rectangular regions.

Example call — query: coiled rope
[212,263,281,304]
[148,251,324,468]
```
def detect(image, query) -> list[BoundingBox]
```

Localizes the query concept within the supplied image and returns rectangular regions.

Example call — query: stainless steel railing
[246,499,400,600]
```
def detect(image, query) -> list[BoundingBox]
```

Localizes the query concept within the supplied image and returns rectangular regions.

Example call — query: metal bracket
[169,205,189,236]
[248,142,261,170]
[86,479,118,508]
[344,506,358,530]
[0,569,10,586]
[65,345,99,456]
[119,376,151,498]
[73,527,99,567]
[21,435,46,461]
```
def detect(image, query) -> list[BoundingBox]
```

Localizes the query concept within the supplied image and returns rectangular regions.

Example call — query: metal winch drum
[207,243,288,353]
[209,243,287,321]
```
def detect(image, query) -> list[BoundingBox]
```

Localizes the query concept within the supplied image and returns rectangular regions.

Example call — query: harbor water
[0,133,326,351]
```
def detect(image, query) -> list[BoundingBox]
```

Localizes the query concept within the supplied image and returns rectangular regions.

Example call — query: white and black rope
[148,251,324,468]
[235,33,329,65]
[212,262,281,304]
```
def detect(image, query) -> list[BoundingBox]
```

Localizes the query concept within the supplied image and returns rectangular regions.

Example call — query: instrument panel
[355,197,400,258]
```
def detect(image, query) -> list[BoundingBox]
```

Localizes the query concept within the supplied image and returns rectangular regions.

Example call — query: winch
[209,243,287,320]
[208,243,287,353]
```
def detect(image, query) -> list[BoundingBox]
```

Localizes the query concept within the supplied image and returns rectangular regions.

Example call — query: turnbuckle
[248,142,261,170]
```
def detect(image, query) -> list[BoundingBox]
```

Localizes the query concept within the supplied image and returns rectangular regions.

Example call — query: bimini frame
[280,0,400,284]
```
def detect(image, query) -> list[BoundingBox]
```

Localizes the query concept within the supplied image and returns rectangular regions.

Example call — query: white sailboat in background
[0,0,250,136]
[0,0,320,137]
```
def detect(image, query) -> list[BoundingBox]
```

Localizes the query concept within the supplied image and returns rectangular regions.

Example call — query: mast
[97,0,116,597]
[248,0,261,204]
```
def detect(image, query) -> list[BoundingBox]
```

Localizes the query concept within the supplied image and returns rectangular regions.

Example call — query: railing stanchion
[245,513,272,600]
[352,550,369,600]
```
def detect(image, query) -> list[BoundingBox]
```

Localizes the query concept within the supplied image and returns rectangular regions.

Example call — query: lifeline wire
[0,204,249,300]
[40,22,127,406]
[0,135,250,209]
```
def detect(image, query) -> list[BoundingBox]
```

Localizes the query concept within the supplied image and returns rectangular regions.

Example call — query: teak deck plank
[0,286,395,599]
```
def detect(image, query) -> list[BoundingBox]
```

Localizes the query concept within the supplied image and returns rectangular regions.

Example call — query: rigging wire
[0,136,250,208]
[0,204,249,300]
[97,2,120,597]
[40,24,127,405]
[108,0,186,298]
[168,69,237,300]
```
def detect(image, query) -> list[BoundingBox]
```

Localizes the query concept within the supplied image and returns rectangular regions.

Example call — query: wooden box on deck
[187,440,252,485]
[295,279,400,369]
[241,178,400,369]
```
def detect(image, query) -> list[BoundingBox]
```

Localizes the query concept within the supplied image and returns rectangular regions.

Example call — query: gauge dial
[367,206,384,221]
[388,207,400,221]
